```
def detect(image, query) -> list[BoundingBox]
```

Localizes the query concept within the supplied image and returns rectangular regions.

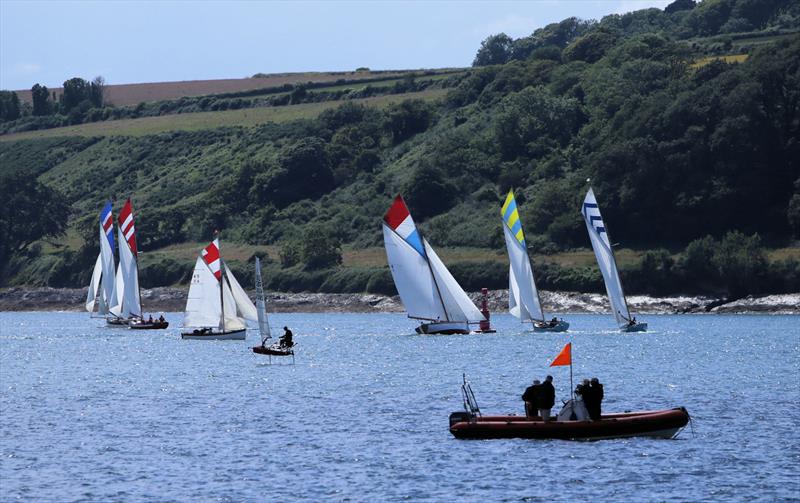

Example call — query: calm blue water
[1,312,798,502]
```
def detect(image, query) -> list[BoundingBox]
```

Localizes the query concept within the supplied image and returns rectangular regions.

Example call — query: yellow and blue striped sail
[501,190,525,246]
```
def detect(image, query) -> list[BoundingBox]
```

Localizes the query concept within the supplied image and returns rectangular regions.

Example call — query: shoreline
[0,287,797,315]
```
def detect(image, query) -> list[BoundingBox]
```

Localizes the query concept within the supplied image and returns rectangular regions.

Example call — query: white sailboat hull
[415,321,470,335]
[621,322,648,333]
[533,320,570,332]
[181,329,246,340]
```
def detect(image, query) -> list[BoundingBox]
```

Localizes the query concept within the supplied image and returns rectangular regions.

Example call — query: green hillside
[2,0,799,299]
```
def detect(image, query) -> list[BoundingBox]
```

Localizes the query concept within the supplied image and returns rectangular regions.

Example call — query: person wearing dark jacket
[522,380,541,417]
[587,378,604,420]
[279,326,294,348]
[538,375,556,422]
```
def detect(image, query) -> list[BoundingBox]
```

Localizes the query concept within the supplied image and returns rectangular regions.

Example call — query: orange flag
[549,342,571,367]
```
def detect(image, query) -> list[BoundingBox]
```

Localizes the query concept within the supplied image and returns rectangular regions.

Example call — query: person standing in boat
[522,380,541,417]
[587,378,604,420]
[280,326,294,348]
[539,375,555,422]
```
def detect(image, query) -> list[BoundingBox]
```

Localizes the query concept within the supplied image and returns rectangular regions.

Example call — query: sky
[1,0,671,91]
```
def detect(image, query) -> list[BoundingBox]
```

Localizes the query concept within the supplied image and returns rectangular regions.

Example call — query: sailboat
[86,202,117,318]
[581,188,647,332]
[382,195,486,335]
[251,257,294,359]
[181,235,258,340]
[108,198,145,326]
[501,190,568,332]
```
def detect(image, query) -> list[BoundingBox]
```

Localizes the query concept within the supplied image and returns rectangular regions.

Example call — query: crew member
[587,378,604,420]
[522,380,541,417]
[539,375,555,422]
[279,326,294,348]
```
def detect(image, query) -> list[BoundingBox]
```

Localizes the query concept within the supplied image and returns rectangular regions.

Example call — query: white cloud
[475,14,540,38]
[13,63,42,75]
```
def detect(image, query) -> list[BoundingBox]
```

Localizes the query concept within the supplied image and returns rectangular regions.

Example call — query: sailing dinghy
[251,257,294,360]
[501,191,568,332]
[382,195,486,335]
[181,236,258,340]
[581,188,647,332]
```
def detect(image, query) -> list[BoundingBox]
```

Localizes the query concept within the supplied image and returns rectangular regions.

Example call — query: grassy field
[0,89,449,141]
[691,54,749,68]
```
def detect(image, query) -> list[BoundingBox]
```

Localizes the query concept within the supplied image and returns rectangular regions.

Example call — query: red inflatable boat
[449,407,690,440]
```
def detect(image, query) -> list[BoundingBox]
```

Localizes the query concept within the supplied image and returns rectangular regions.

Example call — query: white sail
[224,263,258,322]
[184,257,223,329]
[109,262,124,317]
[503,223,544,322]
[254,257,271,342]
[116,225,142,318]
[582,188,630,327]
[221,277,246,331]
[99,217,117,315]
[85,254,103,313]
[383,224,449,321]
[424,240,485,323]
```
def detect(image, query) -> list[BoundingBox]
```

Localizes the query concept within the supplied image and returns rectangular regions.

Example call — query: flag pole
[570,352,574,402]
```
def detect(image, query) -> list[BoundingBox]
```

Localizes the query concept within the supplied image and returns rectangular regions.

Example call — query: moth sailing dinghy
[501,191,568,332]
[251,258,294,360]
[581,188,647,332]
[181,236,258,340]
[86,202,118,319]
[382,195,486,335]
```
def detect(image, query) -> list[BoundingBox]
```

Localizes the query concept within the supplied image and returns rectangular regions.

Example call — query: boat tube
[449,407,690,440]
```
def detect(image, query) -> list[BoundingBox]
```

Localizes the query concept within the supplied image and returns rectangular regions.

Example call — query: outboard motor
[449,411,474,428]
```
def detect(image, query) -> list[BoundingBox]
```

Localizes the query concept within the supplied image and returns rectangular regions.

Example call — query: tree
[473,33,514,67]
[403,163,457,220]
[664,0,695,14]
[60,77,91,113]
[0,91,21,121]
[89,76,105,108]
[0,171,70,268]
[31,84,52,116]
[383,99,434,144]
[300,224,342,270]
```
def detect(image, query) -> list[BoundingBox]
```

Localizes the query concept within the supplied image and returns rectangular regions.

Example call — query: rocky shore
[1,287,797,315]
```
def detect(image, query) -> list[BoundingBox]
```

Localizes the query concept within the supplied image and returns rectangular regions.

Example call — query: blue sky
[1,0,670,91]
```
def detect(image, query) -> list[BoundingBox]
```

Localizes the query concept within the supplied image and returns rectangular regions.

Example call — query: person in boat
[148,315,153,323]
[522,380,541,417]
[587,378,604,420]
[280,326,294,348]
[550,317,559,327]
[539,375,555,422]
[575,378,590,399]
[159,315,165,323]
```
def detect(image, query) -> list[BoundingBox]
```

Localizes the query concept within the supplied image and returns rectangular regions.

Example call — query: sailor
[522,380,541,417]
[539,375,555,422]
[147,314,153,323]
[576,378,590,400]
[159,315,165,323]
[280,326,294,348]
[587,378,604,420]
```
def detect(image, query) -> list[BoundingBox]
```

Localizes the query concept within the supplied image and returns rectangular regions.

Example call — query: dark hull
[449,408,689,440]
[180,329,246,340]
[252,345,294,356]
[129,321,169,330]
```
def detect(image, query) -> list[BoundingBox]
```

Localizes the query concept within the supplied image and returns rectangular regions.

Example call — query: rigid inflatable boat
[449,407,690,440]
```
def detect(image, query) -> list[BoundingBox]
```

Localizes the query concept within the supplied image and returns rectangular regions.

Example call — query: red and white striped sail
[201,239,222,281]
[118,199,138,256]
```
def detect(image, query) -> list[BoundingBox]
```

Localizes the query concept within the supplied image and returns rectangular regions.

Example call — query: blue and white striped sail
[582,188,630,328]
[501,191,544,322]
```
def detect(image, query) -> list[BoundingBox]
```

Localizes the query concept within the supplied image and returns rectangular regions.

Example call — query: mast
[603,218,633,321]
[132,196,143,319]
[217,232,225,333]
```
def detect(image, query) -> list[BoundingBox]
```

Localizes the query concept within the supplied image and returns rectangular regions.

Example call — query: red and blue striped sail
[383,195,424,256]
[100,201,115,251]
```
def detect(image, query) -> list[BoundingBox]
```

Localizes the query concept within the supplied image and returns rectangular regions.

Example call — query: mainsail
[85,254,104,313]
[254,257,271,344]
[183,238,256,332]
[111,198,142,319]
[501,190,545,322]
[98,202,117,315]
[382,195,484,323]
[581,188,631,328]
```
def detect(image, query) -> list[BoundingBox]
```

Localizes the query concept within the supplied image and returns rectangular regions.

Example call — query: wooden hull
[621,322,648,332]
[181,329,246,340]
[129,321,169,330]
[416,322,470,335]
[533,320,570,332]
[106,317,133,327]
[449,408,689,440]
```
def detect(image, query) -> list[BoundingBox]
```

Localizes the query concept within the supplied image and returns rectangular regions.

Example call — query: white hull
[416,321,470,335]
[181,329,246,340]
[533,320,570,332]
[621,322,648,333]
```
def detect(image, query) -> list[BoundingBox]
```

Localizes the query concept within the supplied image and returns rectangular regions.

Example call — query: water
[1,312,798,502]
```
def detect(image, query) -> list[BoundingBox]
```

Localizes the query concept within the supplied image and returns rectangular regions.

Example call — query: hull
[252,344,294,356]
[449,408,689,441]
[416,322,470,335]
[106,317,135,327]
[533,320,570,332]
[181,328,246,340]
[129,320,169,330]
[621,322,648,332]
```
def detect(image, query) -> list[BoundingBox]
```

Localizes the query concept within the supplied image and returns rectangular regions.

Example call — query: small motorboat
[129,319,169,330]
[449,408,690,440]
